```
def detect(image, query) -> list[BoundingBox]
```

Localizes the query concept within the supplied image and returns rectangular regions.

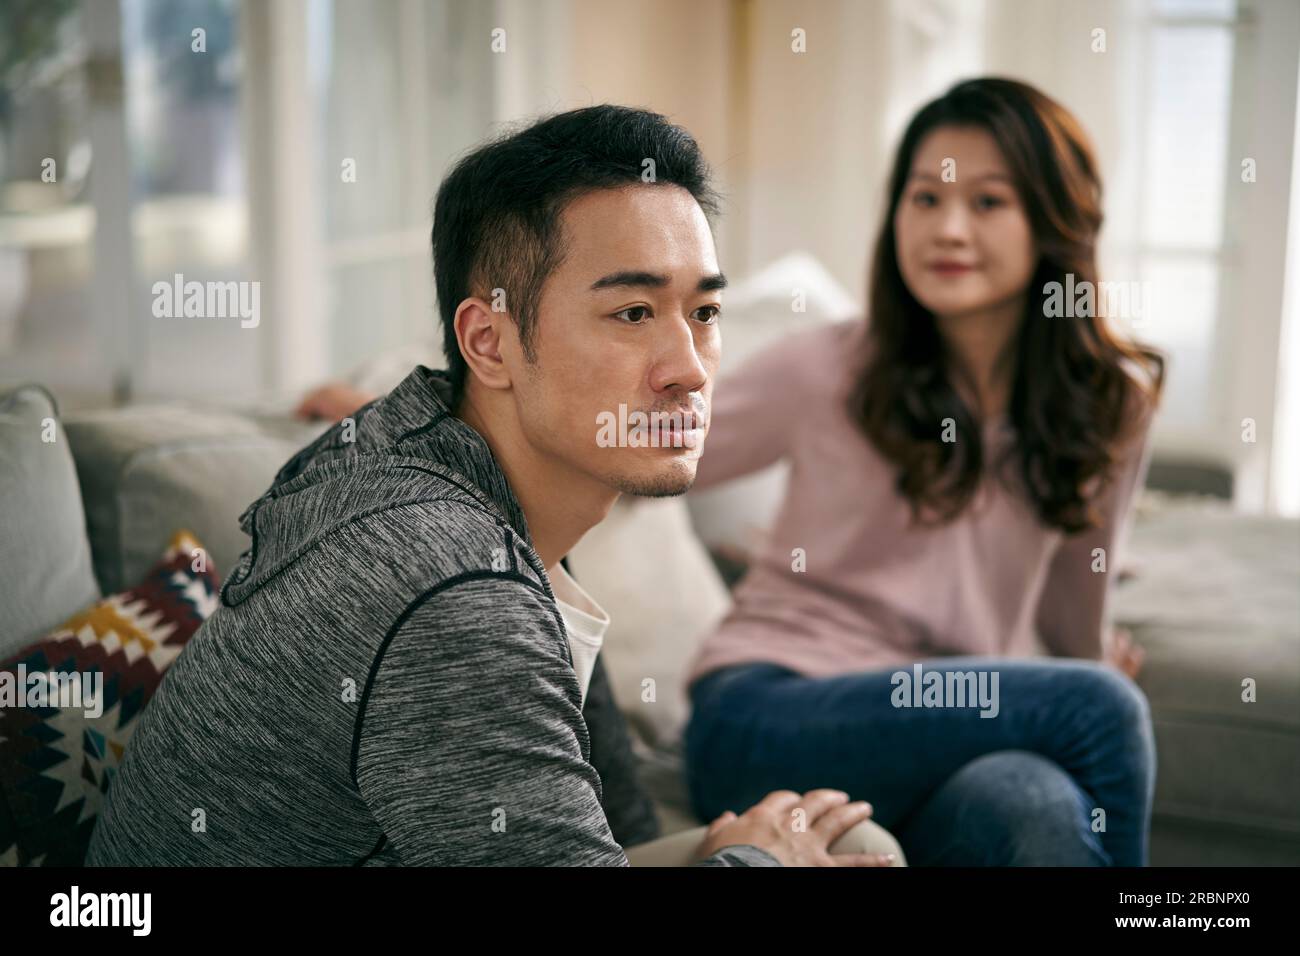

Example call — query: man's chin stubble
[607,469,696,499]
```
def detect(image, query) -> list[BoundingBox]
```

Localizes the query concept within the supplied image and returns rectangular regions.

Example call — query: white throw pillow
[567,495,732,749]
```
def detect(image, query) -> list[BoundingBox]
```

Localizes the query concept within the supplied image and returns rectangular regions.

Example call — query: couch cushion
[0,530,219,866]
[1113,493,1300,846]
[62,405,325,594]
[0,385,101,656]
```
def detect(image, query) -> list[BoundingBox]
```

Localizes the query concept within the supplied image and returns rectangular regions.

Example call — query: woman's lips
[929,261,977,276]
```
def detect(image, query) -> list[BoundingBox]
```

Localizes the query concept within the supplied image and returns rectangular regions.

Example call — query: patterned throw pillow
[0,530,219,866]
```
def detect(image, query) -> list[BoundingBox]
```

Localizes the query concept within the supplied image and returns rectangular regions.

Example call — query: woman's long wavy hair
[851,77,1165,534]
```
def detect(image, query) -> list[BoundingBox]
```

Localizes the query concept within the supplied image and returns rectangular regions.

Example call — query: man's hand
[1103,626,1145,680]
[295,383,377,422]
[692,789,895,867]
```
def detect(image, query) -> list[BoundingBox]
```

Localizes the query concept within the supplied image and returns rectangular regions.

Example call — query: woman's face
[893,125,1037,321]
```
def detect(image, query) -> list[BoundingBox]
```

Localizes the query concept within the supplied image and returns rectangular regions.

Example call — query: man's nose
[649,312,710,394]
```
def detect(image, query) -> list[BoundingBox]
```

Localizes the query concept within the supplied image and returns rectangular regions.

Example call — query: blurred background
[1,0,1298,515]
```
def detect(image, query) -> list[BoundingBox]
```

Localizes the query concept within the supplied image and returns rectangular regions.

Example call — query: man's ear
[454,296,514,391]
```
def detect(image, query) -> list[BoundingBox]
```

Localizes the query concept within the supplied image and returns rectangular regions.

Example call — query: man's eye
[614,306,651,324]
[694,305,721,324]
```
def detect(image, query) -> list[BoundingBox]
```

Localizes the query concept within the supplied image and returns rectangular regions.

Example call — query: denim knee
[916,750,1108,866]
[1062,663,1157,770]
[1081,663,1152,729]
[986,750,1109,865]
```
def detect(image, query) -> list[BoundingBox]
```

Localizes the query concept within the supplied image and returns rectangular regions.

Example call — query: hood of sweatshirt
[221,365,533,607]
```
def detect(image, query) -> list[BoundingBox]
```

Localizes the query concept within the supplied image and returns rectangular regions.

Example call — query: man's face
[509,184,722,498]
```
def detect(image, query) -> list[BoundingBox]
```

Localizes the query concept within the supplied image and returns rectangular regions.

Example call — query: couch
[2,381,1297,865]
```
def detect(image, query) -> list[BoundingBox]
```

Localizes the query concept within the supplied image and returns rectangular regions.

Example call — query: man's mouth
[637,408,705,449]
[658,411,703,429]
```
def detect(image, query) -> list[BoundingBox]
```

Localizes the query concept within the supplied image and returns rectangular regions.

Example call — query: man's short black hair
[431,104,720,405]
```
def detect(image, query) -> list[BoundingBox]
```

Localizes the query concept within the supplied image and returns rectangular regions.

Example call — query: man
[87,105,883,866]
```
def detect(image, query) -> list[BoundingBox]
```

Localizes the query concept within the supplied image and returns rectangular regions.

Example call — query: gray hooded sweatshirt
[85,365,777,867]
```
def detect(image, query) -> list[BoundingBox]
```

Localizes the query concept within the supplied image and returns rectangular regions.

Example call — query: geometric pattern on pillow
[0,530,219,866]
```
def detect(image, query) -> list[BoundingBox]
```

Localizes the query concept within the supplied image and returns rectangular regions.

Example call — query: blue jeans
[684,657,1157,866]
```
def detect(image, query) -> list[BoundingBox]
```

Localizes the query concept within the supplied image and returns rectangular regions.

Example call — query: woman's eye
[614,306,651,324]
[694,305,721,324]
[975,194,1006,210]
[912,191,938,208]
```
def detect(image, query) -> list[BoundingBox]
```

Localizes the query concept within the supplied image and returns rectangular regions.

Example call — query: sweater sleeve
[355,575,778,866]
[582,651,661,847]
[1034,393,1157,660]
[693,330,813,491]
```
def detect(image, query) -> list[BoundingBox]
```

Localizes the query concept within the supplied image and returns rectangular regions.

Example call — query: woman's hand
[691,789,895,867]
[1103,626,1146,680]
[295,383,377,423]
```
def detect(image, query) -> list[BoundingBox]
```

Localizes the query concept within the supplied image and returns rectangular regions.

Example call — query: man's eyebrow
[590,271,728,293]
[591,270,670,291]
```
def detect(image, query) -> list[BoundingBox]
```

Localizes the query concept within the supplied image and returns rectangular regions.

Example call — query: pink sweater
[683,320,1156,691]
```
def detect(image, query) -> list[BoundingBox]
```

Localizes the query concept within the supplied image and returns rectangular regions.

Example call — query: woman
[683,77,1165,866]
